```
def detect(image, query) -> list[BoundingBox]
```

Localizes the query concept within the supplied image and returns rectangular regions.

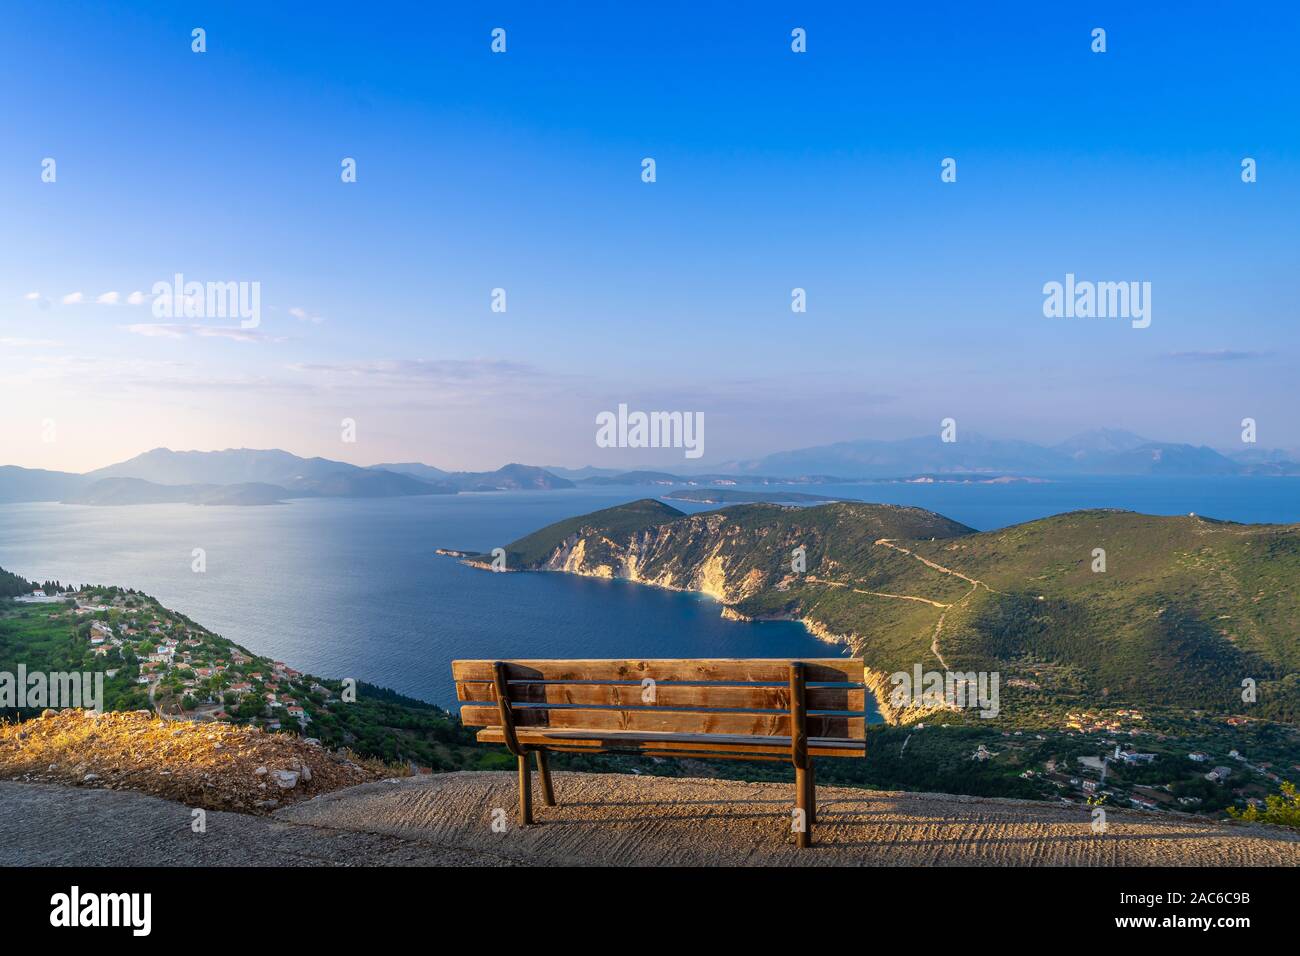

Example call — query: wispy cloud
[1167,349,1272,362]
[96,291,120,305]
[124,323,280,343]
[61,292,84,305]
[288,306,323,323]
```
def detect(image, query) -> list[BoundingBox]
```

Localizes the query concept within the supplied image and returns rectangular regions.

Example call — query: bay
[3,476,1296,716]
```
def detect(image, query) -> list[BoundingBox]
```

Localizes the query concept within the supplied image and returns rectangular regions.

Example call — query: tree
[1228,782,1300,829]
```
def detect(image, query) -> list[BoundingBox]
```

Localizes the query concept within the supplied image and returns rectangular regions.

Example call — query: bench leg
[517,752,533,826]
[794,767,811,848]
[536,749,557,806]
[807,761,817,826]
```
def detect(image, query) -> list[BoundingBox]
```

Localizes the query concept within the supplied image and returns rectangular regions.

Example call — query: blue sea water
[783,475,1300,531]
[1,477,1296,712]
[0,491,848,711]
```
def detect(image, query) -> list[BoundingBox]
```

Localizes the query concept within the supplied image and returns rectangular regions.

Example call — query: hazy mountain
[450,464,574,491]
[64,477,290,506]
[371,460,575,490]
[1052,428,1151,462]
[86,448,450,497]
[1097,443,1241,476]
[541,465,623,480]
[369,462,450,481]
[578,470,684,486]
[308,470,455,497]
[738,434,1074,478]
[731,432,1300,478]
[0,466,88,503]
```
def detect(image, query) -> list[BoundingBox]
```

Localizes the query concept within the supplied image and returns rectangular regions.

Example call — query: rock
[83,773,100,782]
[40,709,57,718]
[299,764,312,782]
[254,766,268,776]
[271,769,300,789]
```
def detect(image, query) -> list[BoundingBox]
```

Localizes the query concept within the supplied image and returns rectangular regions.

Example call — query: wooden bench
[453,658,867,847]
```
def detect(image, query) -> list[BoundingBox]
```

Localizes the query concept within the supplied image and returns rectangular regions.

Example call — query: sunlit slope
[494,501,1300,718]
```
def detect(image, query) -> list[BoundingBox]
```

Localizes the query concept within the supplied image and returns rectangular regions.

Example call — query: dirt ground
[0,709,388,813]
[3,714,1298,866]
[277,770,1300,866]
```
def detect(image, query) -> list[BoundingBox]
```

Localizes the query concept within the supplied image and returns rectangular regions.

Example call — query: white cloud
[96,291,121,305]
[61,292,84,304]
[124,323,279,343]
[288,306,323,323]
[126,291,147,305]
[23,292,40,300]
[125,323,186,339]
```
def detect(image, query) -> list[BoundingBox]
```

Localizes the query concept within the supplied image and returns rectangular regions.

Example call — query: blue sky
[3,1,1298,471]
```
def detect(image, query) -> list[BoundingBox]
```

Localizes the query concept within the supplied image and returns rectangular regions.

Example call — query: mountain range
[0,448,572,506]
[2,428,1298,506]
[718,429,1300,478]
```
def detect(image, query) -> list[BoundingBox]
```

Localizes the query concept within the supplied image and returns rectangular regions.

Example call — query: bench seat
[476,726,866,759]
[454,658,868,848]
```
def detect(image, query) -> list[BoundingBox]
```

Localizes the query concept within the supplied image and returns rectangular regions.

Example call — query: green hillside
[501,497,686,567]
[496,500,1300,722]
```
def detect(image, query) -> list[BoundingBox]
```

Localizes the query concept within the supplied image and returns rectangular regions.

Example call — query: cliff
[459,500,1300,725]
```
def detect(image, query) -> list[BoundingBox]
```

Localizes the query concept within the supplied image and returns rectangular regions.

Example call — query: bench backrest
[453,658,867,741]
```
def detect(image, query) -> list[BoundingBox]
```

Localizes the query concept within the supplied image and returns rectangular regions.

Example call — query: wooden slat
[476,727,866,758]
[461,704,863,739]
[456,680,863,712]
[453,658,863,685]
[538,745,788,763]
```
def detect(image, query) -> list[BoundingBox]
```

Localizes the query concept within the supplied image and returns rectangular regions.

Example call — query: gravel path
[4,772,1298,866]
[281,771,1300,866]
[0,781,513,866]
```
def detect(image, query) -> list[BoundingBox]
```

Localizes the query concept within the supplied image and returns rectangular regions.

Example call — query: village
[945,706,1293,816]
[22,585,334,734]
[10,585,1299,822]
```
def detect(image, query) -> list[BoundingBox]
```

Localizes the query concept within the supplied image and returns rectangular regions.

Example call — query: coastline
[451,554,899,724]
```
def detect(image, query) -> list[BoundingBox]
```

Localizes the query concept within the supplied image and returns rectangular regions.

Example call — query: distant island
[0,449,573,506]
[663,489,841,504]
[4,427,1300,507]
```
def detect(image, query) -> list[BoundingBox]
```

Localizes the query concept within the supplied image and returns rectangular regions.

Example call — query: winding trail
[805,576,951,608]
[805,539,1008,668]
[874,539,1006,595]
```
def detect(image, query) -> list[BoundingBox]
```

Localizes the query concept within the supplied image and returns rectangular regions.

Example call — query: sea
[2,476,1297,713]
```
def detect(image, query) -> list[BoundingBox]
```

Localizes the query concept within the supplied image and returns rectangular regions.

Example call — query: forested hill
[481,500,1300,722]
[0,567,33,599]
